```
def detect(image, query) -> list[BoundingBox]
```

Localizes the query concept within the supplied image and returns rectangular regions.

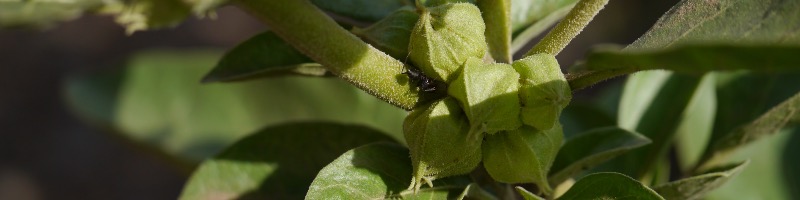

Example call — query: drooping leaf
[477,0,512,63]
[557,172,664,200]
[548,127,650,186]
[613,71,707,178]
[516,186,546,200]
[0,0,104,28]
[701,91,800,169]
[309,0,413,22]
[179,122,397,200]
[201,31,329,83]
[483,124,563,195]
[653,160,748,200]
[306,143,471,199]
[705,129,794,200]
[352,7,418,60]
[568,0,800,90]
[64,50,408,163]
[582,45,800,73]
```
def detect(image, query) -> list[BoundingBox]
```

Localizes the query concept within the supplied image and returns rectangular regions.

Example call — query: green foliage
[179,122,397,199]
[23,0,800,199]
[558,172,664,200]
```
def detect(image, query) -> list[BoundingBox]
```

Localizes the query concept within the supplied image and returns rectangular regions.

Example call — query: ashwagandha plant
[7,0,800,199]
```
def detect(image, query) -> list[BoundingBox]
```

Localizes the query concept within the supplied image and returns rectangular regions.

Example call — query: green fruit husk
[512,53,571,130]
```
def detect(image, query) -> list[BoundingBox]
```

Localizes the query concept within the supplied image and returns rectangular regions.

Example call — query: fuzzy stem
[524,0,609,57]
[235,0,420,110]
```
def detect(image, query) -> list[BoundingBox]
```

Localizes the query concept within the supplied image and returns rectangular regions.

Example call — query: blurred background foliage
[2,0,797,199]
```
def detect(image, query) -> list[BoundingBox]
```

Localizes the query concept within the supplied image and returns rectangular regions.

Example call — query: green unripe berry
[403,97,482,192]
[408,3,487,82]
[512,54,572,130]
[482,124,564,195]
[448,57,522,137]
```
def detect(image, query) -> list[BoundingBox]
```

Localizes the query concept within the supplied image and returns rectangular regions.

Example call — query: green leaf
[509,0,579,33]
[63,50,408,163]
[201,31,328,83]
[568,0,800,90]
[477,0,512,63]
[701,91,800,169]
[705,129,794,200]
[548,127,651,186]
[179,122,397,199]
[106,0,192,33]
[310,0,413,22]
[559,103,616,138]
[558,172,664,200]
[582,45,800,73]
[306,143,471,199]
[448,58,521,135]
[0,0,104,28]
[352,7,419,60]
[673,73,716,170]
[510,2,575,54]
[653,160,748,200]
[483,124,563,195]
[516,186,546,200]
[781,129,800,200]
[613,71,708,178]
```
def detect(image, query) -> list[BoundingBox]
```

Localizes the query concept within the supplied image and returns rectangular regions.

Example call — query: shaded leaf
[559,103,616,138]
[106,0,192,33]
[582,45,800,73]
[352,7,418,60]
[509,0,578,33]
[310,0,413,22]
[673,73,716,170]
[549,127,650,186]
[64,50,408,163]
[179,122,397,200]
[0,0,104,28]
[201,31,328,83]
[781,128,800,200]
[701,91,800,169]
[516,186,545,200]
[653,160,748,200]
[510,3,574,54]
[306,143,470,199]
[557,172,664,200]
[568,0,800,90]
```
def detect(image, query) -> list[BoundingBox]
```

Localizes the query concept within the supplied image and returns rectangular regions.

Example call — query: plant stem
[524,0,609,57]
[234,0,420,110]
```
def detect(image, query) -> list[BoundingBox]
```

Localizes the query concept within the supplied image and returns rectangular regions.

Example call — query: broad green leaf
[306,143,471,199]
[179,122,397,200]
[614,71,707,178]
[0,0,104,28]
[352,7,418,60]
[516,186,546,200]
[674,73,716,170]
[653,160,748,200]
[582,45,800,73]
[477,0,512,63]
[310,0,413,22]
[705,129,794,200]
[448,58,521,135]
[483,124,563,195]
[557,172,664,200]
[510,3,574,54]
[559,103,616,138]
[701,91,800,169]
[548,127,650,186]
[201,31,328,83]
[64,50,407,163]
[568,0,800,90]
[106,0,192,33]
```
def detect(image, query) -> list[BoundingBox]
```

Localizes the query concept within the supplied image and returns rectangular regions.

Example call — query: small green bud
[352,7,418,60]
[448,57,522,136]
[404,97,482,191]
[482,124,564,195]
[512,54,571,130]
[408,3,487,82]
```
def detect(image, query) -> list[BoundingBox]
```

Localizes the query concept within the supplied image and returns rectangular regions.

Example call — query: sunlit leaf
[179,122,397,199]
[653,160,748,200]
